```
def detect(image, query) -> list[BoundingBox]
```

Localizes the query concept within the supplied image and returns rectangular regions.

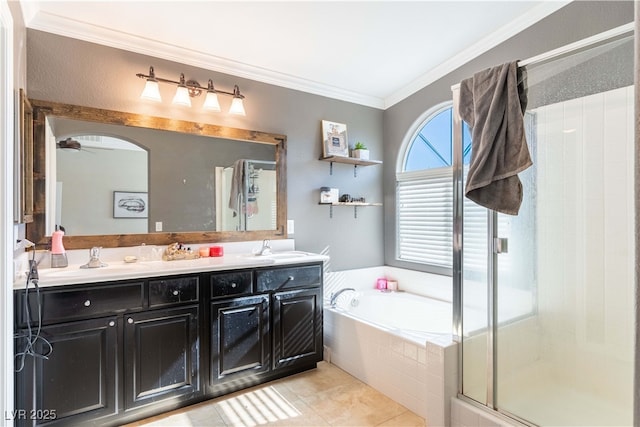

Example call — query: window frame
[395,101,454,276]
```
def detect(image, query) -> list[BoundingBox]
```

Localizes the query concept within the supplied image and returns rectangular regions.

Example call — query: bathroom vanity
[13,254,325,426]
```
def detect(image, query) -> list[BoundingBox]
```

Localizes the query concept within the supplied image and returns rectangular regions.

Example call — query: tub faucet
[329,287,356,307]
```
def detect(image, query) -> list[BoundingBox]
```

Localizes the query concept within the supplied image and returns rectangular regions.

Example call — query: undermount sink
[261,251,311,259]
[39,262,152,278]
[240,251,313,260]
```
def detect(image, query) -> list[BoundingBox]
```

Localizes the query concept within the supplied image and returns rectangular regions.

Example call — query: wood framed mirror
[26,99,287,249]
[16,89,34,224]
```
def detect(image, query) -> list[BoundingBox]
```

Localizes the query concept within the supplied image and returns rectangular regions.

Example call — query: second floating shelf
[320,201,383,218]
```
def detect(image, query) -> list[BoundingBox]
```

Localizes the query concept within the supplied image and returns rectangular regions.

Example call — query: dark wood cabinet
[210,294,270,394]
[14,262,323,426]
[124,305,200,410]
[14,316,119,426]
[272,287,323,370]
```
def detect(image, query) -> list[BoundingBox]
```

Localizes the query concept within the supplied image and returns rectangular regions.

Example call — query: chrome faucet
[257,239,272,256]
[329,287,356,307]
[81,247,108,268]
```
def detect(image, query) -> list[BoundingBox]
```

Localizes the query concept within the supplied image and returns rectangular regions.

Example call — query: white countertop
[13,240,328,289]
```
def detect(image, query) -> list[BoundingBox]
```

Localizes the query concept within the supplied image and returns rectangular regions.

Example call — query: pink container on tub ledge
[376,278,387,290]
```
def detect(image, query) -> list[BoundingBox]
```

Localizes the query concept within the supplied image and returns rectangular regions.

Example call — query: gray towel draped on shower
[459,61,531,215]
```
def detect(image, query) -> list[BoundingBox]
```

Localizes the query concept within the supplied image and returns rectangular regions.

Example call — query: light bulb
[229,97,245,116]
[140,79,161,102]
[203,91,221,112]
[172,85,191,107]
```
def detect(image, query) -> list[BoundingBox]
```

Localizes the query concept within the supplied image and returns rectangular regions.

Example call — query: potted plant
[352,142,370,160]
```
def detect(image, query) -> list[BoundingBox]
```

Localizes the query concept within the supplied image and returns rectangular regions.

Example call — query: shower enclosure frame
[451,22,635,425]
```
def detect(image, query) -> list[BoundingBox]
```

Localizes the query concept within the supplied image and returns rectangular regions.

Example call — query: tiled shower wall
[535,85,634,405]
[453,85,635,426]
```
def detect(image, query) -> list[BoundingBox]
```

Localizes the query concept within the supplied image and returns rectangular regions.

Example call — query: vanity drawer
[210,271,253,299]
[256,264,322,292]
[18,282,144,325]
[149,276,199,307]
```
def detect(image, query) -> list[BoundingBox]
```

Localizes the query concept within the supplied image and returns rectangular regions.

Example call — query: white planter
[352,149,370,160]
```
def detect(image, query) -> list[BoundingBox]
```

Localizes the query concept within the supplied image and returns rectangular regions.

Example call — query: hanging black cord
[14,246,53,373]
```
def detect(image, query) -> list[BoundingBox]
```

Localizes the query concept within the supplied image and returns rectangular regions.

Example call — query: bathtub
[330,289,453,342]
[324,284,458,426]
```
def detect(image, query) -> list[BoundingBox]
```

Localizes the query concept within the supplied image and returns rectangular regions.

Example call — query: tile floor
[124,362,426,427]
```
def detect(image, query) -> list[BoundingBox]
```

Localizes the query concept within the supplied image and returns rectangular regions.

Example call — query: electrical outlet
[287,219,294,235]
[155,221,163,232]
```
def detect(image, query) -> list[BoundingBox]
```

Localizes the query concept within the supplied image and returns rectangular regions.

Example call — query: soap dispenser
[51,225,68,268]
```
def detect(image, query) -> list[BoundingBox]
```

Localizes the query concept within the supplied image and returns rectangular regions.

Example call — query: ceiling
[19,1,569,109]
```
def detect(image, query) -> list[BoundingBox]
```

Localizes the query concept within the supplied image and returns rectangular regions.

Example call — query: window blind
[397,167,453,268]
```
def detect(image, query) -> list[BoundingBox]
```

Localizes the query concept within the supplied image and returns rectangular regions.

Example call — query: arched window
[396,103,471,272]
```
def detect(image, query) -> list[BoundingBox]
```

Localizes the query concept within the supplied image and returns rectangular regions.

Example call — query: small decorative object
[321,120,349,157]
[351,141,370,160]
[113,191,148,218]
[339,194,352,203]
[320,187,339,204]
[163,242,200,261]
[376,278,387,290]
[209,246,224,257]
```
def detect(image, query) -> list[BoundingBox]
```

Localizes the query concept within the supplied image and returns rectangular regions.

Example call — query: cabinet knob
[172,290,179,296]
[127,318,133,324]
[84,300,91,307]
[288,276,295,281]
[231,282,237,288]
[108,320,115,327]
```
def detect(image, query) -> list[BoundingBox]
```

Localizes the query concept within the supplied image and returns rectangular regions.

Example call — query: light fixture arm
[136,67,242,98]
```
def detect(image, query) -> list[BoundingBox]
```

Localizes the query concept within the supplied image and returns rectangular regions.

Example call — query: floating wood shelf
[320,202,383,218]
[319,156,382,177]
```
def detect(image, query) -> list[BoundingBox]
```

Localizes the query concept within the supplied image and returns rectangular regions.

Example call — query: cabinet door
[273,287,323,370]
[14,316,118,426]
[210,295,270,392]
[124,306,200,410]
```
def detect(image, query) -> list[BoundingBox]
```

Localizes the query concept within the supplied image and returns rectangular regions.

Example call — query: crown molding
[25,10,386,109]
[26,2,570,111]
[383,1,571,109]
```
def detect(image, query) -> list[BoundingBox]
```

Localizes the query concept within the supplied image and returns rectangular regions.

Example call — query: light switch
[287,219,294,235]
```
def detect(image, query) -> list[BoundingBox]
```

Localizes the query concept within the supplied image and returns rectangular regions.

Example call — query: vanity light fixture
[136,66,246,115]
[139,66,161,102]
[172,74,192,107]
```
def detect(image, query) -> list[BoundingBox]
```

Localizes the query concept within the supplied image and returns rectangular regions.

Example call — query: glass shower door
[457,28,635,426]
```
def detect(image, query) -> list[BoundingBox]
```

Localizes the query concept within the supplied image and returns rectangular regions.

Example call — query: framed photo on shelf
[113,191,148,218]
[321,120,349,157]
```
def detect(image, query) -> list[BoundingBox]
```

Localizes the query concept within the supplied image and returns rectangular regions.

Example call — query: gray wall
[383,0,635,271]
[27,30,384,272]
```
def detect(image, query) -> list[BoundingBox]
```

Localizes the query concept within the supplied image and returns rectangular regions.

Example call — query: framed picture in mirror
[113,191,148,218]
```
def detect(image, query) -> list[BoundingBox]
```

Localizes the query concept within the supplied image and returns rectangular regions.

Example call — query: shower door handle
[494,237,508,254]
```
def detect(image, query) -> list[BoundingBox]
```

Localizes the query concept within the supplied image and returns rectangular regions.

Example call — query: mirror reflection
[26,99,287,250]
[50,117,277,236]
[55,134,148,235]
